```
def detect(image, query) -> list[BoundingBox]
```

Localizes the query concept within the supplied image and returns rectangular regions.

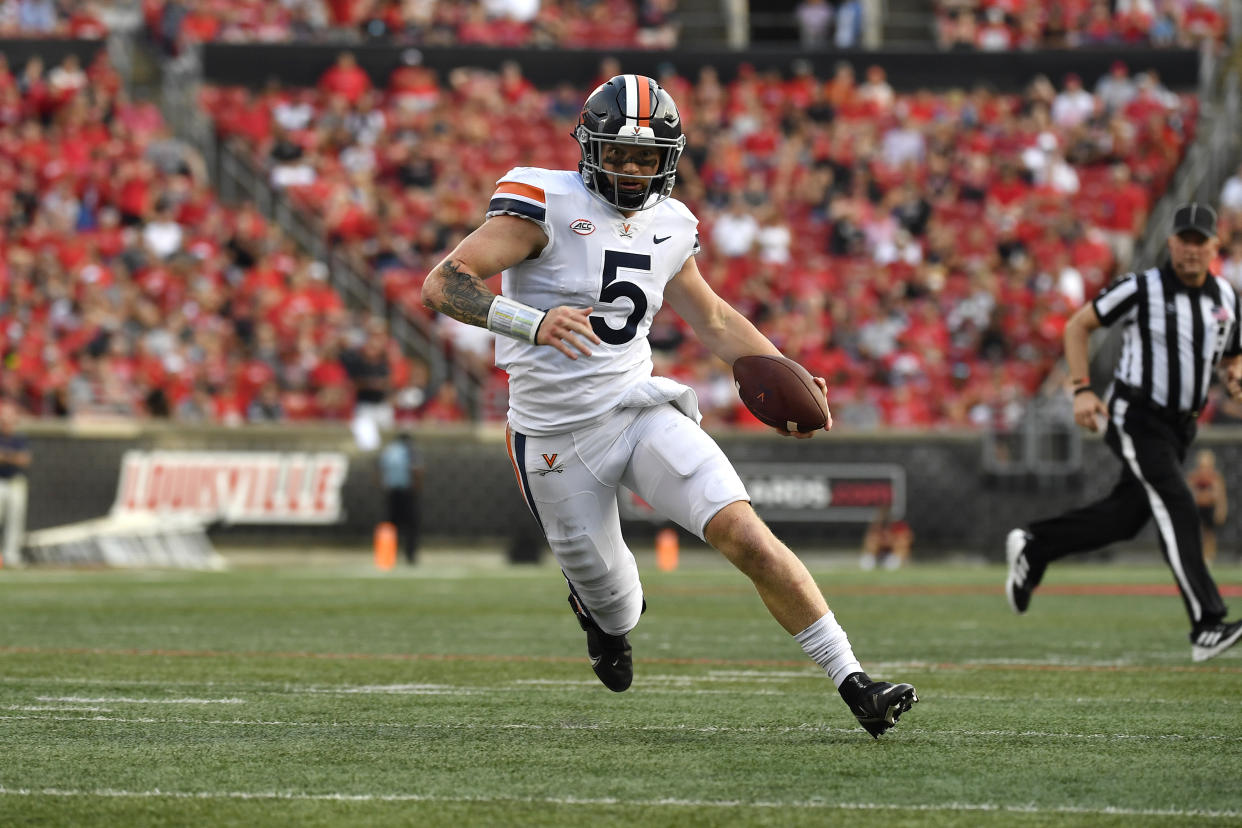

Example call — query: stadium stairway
[882,0,936,46]
[678,0,732,46]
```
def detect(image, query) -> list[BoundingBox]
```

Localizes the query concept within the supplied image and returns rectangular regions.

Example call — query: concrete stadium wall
[200,43,1202,93]
[21,422,1242,559]
[0,38,105,68]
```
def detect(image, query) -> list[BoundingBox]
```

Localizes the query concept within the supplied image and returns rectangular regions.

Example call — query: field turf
[2,552,1241,826]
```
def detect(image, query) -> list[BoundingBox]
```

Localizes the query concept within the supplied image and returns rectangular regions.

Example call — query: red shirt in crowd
[318,57,372,105]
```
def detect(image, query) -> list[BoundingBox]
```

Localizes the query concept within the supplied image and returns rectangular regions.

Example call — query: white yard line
[0,786,1235,819]
[3,706,113,712]
[1,713,1238,742]
[35,696,245,705]
[3,674,1241,707]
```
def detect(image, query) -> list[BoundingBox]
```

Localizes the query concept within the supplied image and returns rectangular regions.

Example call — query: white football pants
[506,403,749,635]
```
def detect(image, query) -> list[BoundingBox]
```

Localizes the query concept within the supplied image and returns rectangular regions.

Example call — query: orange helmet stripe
[634,74,652,122]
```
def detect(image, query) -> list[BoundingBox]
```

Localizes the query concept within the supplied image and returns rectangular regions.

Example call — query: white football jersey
[487,167,701,435]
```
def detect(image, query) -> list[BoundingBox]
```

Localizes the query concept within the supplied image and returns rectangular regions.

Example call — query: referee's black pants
[1026,396,1228,631]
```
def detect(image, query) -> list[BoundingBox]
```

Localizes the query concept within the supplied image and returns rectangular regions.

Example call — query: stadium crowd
[934,0,1229,51]
[204,53,1222,429]
[0,1,1236,430]
[0,1,1228,54]
[0,51,440,425]
[143,0,680,52]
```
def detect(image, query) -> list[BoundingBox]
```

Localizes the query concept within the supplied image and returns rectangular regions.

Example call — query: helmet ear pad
[575,75,686,212]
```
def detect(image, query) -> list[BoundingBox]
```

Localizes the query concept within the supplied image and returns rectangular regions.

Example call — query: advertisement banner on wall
[110,450,350,524]
[619,462,906,524]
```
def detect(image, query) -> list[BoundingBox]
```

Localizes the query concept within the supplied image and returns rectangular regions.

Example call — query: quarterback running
[422,73,917,737]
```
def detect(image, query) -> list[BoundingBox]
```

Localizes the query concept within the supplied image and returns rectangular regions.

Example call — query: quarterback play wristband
[487,295,546,343]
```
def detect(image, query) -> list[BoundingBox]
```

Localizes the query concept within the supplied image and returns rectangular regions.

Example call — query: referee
[1005,202,1242,662]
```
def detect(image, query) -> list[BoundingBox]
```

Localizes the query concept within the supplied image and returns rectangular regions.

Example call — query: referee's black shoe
[568,594,632,692]
[1005,529,1044,615]
[1191,619,1242,662]
[839,672,919,739]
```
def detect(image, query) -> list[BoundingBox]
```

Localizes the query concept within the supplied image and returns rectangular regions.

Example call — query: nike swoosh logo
[590,656,602,667]
[653,235,671,244]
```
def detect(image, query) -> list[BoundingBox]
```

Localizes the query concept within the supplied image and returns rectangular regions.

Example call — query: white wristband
[487,295,546,344]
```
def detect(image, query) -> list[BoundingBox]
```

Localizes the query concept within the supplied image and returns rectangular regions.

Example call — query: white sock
[795,611,863,688]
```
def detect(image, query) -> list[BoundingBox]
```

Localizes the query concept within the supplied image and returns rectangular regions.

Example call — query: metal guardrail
[156,44,481,418]
[1132,45,1242,271]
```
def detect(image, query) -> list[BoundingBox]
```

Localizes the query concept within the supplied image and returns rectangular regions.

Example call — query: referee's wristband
[487,295,546,344]
[1073,385,1095,396]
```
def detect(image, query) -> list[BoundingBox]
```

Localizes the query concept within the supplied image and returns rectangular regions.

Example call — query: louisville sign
[111,450,349,524]
[620,462,906,523]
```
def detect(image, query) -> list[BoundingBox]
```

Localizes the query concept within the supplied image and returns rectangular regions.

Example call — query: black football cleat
[1005,529,1044,615]
[568,594,633,692]
[839,672,918,739]
[1191,619,1242,662]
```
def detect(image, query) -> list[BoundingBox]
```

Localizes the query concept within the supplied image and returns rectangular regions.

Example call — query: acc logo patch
[570,219,595,236]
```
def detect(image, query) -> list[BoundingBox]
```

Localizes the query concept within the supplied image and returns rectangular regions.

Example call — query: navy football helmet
[575,74,686,211]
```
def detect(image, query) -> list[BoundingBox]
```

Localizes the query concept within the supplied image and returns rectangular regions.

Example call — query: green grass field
[2,552,1241,827]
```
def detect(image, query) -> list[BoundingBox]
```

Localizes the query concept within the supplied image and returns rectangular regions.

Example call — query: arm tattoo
[436,259,494,327]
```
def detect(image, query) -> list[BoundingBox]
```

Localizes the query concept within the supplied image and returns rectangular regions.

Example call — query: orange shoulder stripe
[494,181,546,204]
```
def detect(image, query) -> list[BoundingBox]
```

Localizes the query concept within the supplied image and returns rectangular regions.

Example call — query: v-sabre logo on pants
[532,453,565,476]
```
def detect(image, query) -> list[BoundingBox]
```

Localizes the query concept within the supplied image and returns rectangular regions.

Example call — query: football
[732,354,828,433]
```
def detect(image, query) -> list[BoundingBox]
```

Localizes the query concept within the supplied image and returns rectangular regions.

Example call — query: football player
[422,74,917,737]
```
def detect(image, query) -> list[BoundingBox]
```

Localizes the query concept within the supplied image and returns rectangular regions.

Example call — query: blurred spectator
[269,128,316,189]
[1220,162,1242,215]
[861,505,912,570]
[857,64,894,113]
[712,196,759,258]
[1021,132,1079,194]
[1095,61,1137,115]
[976,7,1013,50]
[1182,0,1226,46]
[755,204,792,265]
[67,351,140,420]
[176,382,217,423]
[795,0,833,47]
[637,0,680,49]
[246,380,285,422]
[142,199,185,259]
[378,430,423,565]
[342,317,394,449]
[880,108,926,168]
[1096,163,1149,272]
[835,0,862,47]
[1220,236,1242,292]
[1051,73,1095,129]
[0,398,30,568]
[144,124,208,185]
[318,51,372,106]
[18,0,56,33]
[419,380,466,423]
[1188,448,1226,563]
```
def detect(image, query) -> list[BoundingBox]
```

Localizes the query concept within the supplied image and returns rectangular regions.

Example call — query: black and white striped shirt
[1094,265,1242,413]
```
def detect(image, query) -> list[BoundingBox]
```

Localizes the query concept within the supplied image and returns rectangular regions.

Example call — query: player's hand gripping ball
[732,355,829,433]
